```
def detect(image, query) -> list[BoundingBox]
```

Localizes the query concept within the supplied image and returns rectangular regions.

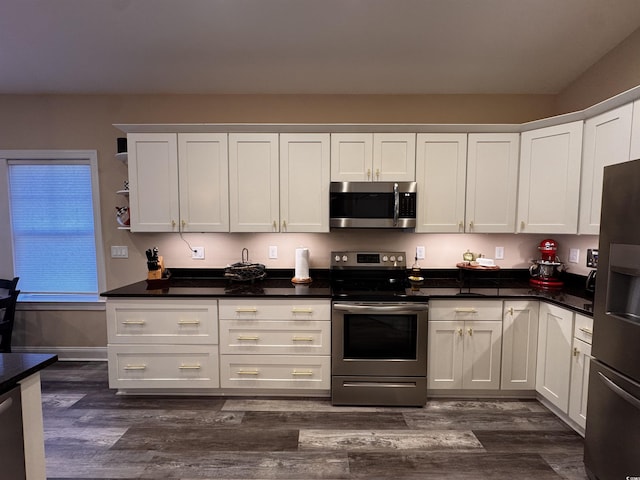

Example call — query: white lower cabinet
[428,300,503,390]
[218,299,331,391]
[536,303,574,412]
[568,314,593,432]
[501,300,539,390]
[106,299,220,390]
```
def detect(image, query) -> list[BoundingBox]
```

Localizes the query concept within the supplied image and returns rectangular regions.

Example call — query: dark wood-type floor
[40,361,588,479]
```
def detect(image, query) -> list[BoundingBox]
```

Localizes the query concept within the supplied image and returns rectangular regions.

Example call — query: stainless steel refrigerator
[585,158,640,480]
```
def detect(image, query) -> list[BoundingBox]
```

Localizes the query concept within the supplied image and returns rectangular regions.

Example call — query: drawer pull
[467,328,473,336]
[454,307,477,313]
[291,370,314,376]
[237,370,260,375]
[179,364,201,370]
[579,327,593,335]
[178,320,201,325]
[456,328,463,336]
[122,320,146,325]
[573,347,580,357]
[124,364,147,370]
[237,335,260,341]
[236,307,258,313]
[292,308,313,314]
[292,336,314,342]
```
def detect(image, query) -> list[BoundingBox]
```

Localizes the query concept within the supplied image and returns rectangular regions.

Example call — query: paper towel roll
[293,247,311,282]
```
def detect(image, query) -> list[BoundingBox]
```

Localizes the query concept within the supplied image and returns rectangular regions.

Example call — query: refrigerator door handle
[598,371,640,411]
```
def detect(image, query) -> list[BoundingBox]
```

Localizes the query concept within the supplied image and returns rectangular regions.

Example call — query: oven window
[343,314,417,359]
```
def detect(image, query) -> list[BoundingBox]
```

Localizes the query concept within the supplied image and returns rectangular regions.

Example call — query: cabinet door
[536,303,574,412]
[466,133,519,233]
[579,104,633,234]
[229,133,279,232]
[280,133,330,232]
[178,133,229,232]
[569,337,592,431]
[428,321,463,389]
[373,133,416,181]
[501,300,539,390]
[631,99,640,161]
[462,320,502,389]
[518,121,583,234]
[415,133,467,233]
[127,133,179,232]
[331,133,373,181]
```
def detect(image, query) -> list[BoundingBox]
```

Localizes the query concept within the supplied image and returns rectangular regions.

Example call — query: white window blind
[8,162,100,298]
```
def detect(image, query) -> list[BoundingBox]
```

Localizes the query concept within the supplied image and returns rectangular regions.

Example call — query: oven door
[332,302,428,377]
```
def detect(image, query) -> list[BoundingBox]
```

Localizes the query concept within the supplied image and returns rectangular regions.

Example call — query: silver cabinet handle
[237,335,259,341]
[454,307,478,313]
[179,364,201,370]
[122,320,146,325]
[124,364,147,370]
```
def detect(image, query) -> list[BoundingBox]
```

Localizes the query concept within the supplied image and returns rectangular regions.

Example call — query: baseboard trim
[11,346,107,361]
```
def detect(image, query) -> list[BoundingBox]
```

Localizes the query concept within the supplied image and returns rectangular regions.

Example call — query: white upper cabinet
[579,104,633,234]
[229,133,280,232]
[517,121,583,234]
[127,133,180,232]
[629,99,640,161]
[178,133,229,232]
[331,133,415,181]
[415,133,467,233]
[128,133,229,233]
[466,133,519,233]
[279,133,330,233]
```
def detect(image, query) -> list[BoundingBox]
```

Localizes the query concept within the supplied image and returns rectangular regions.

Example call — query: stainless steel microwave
[329,181,417,229]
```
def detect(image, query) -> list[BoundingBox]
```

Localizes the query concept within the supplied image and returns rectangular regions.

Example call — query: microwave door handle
[393,182,399,226]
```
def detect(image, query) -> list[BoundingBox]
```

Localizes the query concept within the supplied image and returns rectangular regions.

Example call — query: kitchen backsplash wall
[112,231,599,287]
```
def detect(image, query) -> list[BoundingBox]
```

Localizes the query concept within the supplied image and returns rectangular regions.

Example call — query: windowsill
[16,294,106,311]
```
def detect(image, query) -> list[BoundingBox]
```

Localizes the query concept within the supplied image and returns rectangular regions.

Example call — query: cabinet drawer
[220,319,330,355]
[219,299,330,321]
[108,344,220,389]
[574,314,594,345]
[429,300,503,320]
[219,354,330,390]
[107,300,218,344]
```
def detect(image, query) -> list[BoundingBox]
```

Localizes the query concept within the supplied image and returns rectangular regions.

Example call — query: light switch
[110,246,128,258]
[569,248,580,263]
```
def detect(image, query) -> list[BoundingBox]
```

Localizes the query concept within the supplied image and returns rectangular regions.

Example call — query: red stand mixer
[529,238,565,289]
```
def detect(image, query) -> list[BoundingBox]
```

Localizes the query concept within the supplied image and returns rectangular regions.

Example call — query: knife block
[147,256,165,280]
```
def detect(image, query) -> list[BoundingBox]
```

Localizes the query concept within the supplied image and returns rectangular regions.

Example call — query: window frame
[0,150,106,309]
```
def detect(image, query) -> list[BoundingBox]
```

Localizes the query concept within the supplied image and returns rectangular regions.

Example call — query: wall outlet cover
[569,248,580,264]
[192,247,205,260]
[416,246,425,259]
[495,246,504,260]
[269,246,278,259]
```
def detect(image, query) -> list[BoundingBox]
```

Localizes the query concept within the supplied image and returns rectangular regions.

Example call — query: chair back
[0,289,20,353]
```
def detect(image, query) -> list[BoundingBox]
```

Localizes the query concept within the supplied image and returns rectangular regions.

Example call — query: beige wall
[3,27,640,353]
[556,27,640,113]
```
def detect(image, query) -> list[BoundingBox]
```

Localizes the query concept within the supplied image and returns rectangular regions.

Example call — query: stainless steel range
[330,251,428,406]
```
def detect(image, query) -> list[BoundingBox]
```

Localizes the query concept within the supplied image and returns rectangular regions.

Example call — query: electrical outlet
[192,246,205,260]
[269,246,278,259]
[110,246,128,258]
[416,246,425,260]
[569,248,580,264]
[495,246,504,260]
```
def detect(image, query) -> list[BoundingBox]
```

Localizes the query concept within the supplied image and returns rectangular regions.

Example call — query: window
[0,151,105,304]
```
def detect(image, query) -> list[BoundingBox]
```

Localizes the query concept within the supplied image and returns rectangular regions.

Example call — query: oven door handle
[333,303,428,313]
[393,182,399,227]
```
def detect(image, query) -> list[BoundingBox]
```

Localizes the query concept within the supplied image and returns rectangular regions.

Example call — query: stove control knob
[390,256,396,262]
[342,255,348,262]
[382,255,389,262]
[334,255,341,262]
[398,255,404,262]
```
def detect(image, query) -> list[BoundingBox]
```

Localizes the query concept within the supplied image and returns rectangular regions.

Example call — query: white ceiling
[2,0,640,95]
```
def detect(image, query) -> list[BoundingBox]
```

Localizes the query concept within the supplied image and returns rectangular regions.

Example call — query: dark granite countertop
[101,268,593,316]
[0,353,58,394]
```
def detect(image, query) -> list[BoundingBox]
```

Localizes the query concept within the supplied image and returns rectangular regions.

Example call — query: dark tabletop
[0,353,58,394]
